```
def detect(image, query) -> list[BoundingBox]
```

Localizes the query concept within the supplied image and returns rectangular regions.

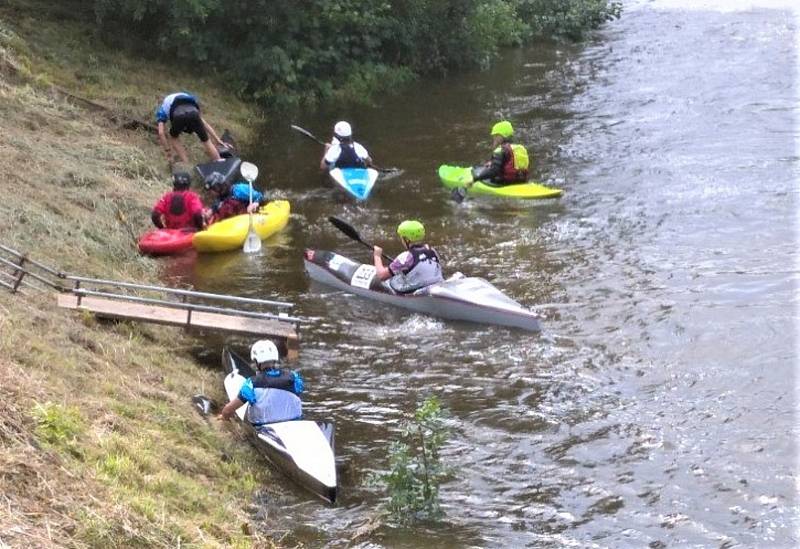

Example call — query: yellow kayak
[438,165,562,200]
[192,200,290,253]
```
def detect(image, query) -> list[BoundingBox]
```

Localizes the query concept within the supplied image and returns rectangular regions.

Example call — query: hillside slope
[0,7,282,548]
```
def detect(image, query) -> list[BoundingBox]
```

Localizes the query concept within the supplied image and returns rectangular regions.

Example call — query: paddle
[241,161,262,254]
[328,216,393,263]
[290,124,399,173]
[451,168,476,204]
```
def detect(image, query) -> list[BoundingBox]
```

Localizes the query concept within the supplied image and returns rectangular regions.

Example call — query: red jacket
[152,190,205,229]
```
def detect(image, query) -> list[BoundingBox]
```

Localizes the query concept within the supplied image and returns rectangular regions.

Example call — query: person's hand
[373,245,383,257]
[216,413,227,422]
[246,202,259,214]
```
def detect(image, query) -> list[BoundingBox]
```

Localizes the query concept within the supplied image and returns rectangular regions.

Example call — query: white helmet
[333,120,352,138]
[250,340,279,364]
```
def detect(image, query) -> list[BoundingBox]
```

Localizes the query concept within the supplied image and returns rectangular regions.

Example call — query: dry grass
[0,9,284,549]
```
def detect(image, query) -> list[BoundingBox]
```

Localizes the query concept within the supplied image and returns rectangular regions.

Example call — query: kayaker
[150,172,206,230]
[219,340,304,425]
[373,220,444,294]
[320,121,372,171]
[203,172,265,224]
[156,91,230,164]
[471,120,530,186]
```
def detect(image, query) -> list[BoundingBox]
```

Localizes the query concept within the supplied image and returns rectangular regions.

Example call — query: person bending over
[156,91,228,164]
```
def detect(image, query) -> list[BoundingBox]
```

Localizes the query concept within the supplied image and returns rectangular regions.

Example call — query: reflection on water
[166,2,798,546]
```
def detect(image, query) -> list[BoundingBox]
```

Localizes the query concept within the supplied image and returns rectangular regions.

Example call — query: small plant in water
[372,396,451,524]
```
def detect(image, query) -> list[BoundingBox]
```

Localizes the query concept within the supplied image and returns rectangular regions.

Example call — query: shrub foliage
[91,0,621,107]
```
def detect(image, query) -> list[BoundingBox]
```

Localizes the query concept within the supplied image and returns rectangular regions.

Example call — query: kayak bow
[329,167,379,201]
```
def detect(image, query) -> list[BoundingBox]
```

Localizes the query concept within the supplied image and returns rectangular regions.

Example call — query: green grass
[0,6,284,547]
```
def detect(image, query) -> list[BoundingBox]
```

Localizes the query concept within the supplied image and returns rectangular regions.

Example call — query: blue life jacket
[230,182,264,204]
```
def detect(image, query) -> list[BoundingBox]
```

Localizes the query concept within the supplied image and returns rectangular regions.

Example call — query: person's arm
[201,116,223,146]
[157,122,172,162]
[320,142,333,170]
[151,210,165,229]
[218,397,245,420]
[473,148,504,182]
[373,246,392,280]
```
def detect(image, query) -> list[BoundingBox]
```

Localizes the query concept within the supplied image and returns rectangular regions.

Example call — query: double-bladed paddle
[290,124,400,173]
[328,216,393,263]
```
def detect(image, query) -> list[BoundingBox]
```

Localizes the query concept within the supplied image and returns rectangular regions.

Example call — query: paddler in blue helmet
[471,120,530,186]
[373,220,444,294]
[219,340,304,425]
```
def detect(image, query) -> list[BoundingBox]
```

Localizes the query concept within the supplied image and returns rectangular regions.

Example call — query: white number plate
[350,264,376,289]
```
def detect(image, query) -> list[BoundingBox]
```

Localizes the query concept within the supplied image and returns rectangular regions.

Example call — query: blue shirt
[155,92,199,123]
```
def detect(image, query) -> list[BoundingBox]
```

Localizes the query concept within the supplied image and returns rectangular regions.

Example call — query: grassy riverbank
[0,7,282,548]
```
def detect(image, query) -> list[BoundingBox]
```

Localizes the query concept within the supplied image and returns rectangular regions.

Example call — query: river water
[166,1,799,546]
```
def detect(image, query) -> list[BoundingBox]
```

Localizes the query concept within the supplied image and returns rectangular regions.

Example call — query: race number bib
[350,264,376,289]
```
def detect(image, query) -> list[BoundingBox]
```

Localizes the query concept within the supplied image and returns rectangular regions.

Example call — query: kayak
[195,156,242,186]
[192,200,290,253]
[137,228,195,256]
[329,167,379,201]
[303,249,541,332]
[222,347,337,504]
[438,165,562,200]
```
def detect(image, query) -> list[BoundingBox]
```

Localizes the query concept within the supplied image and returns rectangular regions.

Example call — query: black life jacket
[406,244,441,272]
[334,143,366,169]
[251,369,299,395]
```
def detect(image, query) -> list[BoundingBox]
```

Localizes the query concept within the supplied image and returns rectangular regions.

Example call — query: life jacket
[154,190,202,229]
[252,369,304,395]
[500,143,530,183]
[389,244,444,294]
[334,143,366,169]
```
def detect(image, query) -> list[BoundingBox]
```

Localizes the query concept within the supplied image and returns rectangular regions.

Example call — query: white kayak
[303,249,541,332]
[222,347,337,504]
[329,167,379,201]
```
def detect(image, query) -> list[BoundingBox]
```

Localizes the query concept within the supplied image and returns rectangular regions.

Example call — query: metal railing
[0,242,303,326]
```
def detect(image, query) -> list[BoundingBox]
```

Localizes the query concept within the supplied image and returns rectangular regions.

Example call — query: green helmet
[490,120,514,139]
[397,220,425,242]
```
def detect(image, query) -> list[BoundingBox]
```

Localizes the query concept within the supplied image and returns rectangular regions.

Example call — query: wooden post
[11,255,26,293]
[285,335,300,362]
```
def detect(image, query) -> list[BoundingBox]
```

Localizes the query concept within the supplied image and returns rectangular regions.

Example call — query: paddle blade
[328,216,362,243]
[451,187,467,203]
[243,215,262,253]
[240,161,258,183]
[192,394,217,416]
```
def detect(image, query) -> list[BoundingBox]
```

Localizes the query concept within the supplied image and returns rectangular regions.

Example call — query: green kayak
[438,165,563,200]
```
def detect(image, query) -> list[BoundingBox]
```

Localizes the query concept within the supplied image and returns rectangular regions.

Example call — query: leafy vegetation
[90,0,622,108]
[372,396,451,524]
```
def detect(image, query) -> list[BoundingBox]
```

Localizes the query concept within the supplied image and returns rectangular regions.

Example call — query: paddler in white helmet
[373,220,444,294]
[218,340,304,426]
[320,120,373,171]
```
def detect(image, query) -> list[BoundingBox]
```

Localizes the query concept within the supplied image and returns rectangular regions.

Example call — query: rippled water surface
[167,2,799,546]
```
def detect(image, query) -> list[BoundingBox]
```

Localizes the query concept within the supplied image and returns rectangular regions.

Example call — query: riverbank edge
[0,10,286,549]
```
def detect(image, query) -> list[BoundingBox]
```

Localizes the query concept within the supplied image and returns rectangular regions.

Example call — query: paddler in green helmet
[471,120,531,186]
[373,220,444,294]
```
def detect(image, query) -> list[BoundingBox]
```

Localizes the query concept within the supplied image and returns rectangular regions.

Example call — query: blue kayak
[329,167,379,201]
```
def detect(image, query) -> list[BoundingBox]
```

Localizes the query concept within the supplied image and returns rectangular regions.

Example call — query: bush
[371,396,451,523]
[92,0,622,109]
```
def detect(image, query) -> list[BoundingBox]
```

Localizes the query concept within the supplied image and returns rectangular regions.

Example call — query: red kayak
[137,229,195,256]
